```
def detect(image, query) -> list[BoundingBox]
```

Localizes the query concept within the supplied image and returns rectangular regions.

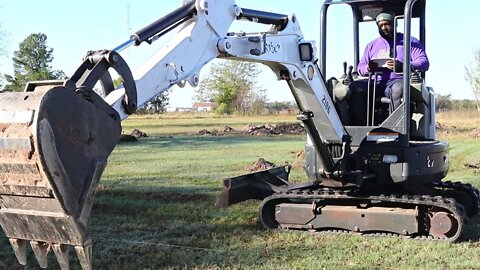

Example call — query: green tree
[435,94,452,112]
[267,101,297,114]
[3,33,66,92]
[465,47,480,111]
[0,23,7,90]
[0,24,6,58]
[145,90,171,113]
[195,60,264,115]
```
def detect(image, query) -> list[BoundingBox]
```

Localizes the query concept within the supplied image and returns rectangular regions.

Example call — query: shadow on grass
[119,135,303,149]
[1,184,480,269]
[463,215,480,242]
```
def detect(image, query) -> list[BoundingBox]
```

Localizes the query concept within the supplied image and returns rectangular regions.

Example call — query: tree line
[0,30,479,114]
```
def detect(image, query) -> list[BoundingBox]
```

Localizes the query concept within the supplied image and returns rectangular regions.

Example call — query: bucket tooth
[52,244,70,270]
[30,241,50,268]
[75,242,93,270]
[8,238,27,265]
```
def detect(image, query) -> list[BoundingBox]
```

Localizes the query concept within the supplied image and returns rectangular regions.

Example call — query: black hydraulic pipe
[131,1,196,45]
[238,8,288,30]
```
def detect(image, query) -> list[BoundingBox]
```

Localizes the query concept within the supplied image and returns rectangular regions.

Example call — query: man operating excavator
[348,12,430,125]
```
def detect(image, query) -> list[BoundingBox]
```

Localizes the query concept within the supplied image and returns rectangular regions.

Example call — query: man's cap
[376,12,394,24]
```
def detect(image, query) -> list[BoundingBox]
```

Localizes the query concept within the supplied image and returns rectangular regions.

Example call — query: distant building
[165,107,195,113]
[192,102,217,112]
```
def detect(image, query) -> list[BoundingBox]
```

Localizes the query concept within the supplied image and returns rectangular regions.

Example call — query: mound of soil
[198,129,212,136]
[245,158,276,172]
[469,128,480,138]
[245,122,305,136]
[222,126,235,133]
[242,123,257,132]
[131,128,148,138]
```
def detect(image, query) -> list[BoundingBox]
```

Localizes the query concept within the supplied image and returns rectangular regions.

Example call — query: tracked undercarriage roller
[0,83,121,269]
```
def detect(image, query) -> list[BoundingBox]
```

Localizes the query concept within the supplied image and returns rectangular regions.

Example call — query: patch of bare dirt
[436,122,457,130]
[97,184,113,191]
[464,162,480,173]
[289,150,305,169]
[245,158,276,172]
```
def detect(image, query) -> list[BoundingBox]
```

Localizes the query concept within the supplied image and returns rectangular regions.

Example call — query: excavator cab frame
[320,0,431,143]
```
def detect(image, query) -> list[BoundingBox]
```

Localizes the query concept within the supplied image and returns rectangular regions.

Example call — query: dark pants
[384,79,403,112]
[348,78,403,125]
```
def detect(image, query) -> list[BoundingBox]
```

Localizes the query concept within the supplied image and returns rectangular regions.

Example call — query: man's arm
[357,43,373,76]
[410,38,429,71]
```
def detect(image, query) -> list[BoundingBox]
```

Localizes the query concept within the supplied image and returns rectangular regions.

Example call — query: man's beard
[379,28,393,40]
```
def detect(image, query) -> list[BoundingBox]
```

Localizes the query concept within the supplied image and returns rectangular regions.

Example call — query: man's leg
[385,79,403,112]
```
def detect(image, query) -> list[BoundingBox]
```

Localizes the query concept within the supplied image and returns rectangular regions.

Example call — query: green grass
[0,112,479,269]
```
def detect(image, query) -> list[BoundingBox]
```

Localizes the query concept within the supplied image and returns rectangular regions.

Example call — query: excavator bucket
[0,82,121,269]
[215,166,291,208]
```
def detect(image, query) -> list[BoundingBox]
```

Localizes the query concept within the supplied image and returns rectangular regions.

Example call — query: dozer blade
[215,166,291,208]
[0,83,121,269]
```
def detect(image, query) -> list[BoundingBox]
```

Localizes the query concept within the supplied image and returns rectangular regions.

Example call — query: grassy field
[0,111,479,269]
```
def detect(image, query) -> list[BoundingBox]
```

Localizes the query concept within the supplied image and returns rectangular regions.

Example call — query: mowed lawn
[0,112,479,269]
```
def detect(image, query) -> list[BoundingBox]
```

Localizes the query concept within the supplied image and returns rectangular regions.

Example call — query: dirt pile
[245,158,276,172]
[131,128,148,138]
[119,129,148,143]
[197,123,304,136]
[221,126,235,133]
[197,126,235,136]
[197,129,212,136]
[469,128,480,138]
[244,123,305,135]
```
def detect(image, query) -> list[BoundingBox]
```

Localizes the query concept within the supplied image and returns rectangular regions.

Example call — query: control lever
[342,65,354,85]
[342,62,347,78]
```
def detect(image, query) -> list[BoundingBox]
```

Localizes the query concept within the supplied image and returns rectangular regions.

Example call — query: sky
[0,0,479,107]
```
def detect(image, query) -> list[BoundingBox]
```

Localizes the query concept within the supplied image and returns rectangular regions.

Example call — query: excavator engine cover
[0,83,121,269]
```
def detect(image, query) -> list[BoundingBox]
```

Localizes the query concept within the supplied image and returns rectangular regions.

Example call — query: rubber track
[260,183,471,242]
[432,180,480,217]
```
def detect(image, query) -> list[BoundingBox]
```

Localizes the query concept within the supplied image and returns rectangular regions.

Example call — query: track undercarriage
[218,167,480,242]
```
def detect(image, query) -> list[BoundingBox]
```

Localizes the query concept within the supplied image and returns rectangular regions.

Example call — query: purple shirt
[357,33,430,82]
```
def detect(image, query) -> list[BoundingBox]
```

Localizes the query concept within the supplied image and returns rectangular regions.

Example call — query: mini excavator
[0,0,477,269]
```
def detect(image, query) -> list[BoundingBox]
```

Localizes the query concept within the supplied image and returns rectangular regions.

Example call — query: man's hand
[367,60,377,72]
[386,59,403,72]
